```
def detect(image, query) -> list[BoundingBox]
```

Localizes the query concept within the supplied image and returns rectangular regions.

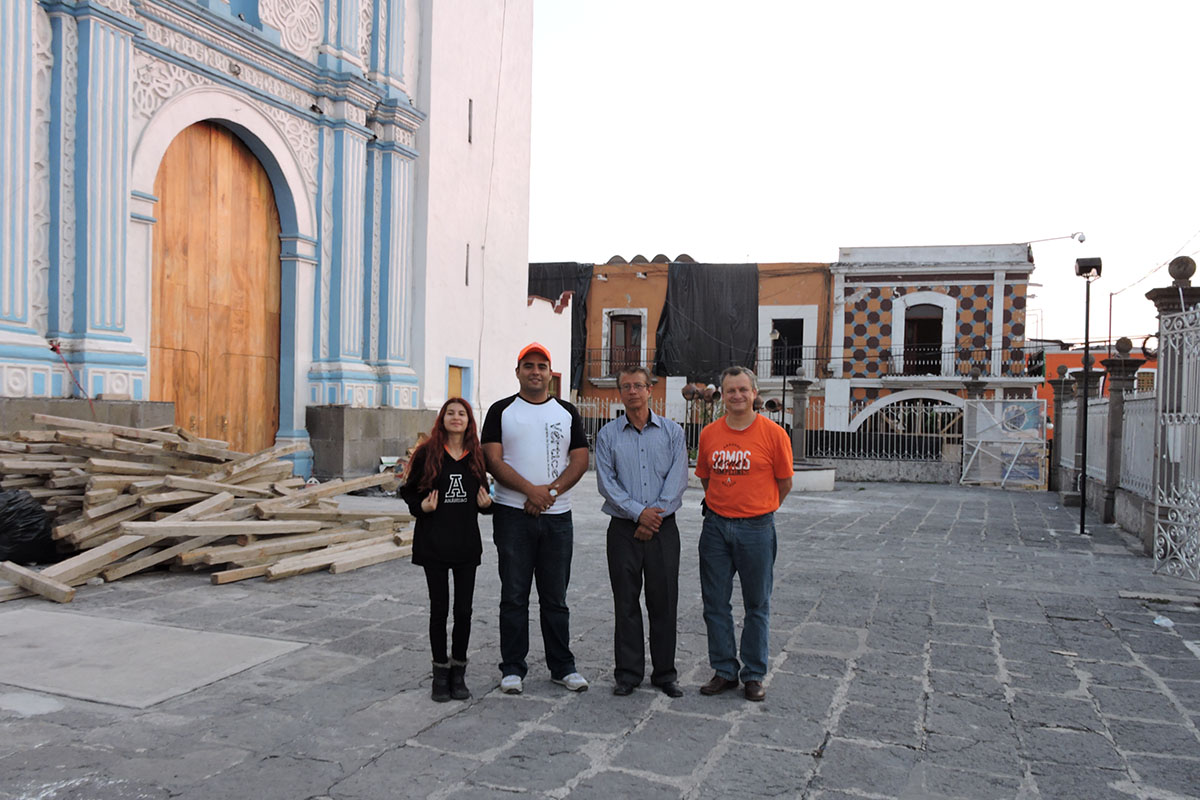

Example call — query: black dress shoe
[612,681,635,696]
[657,681,683,698]
[699,674,739,696]
[743,680,765,702]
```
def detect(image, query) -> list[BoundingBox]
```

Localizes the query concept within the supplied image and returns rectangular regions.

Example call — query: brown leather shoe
[699,674,739,696]
[743,680,765,701]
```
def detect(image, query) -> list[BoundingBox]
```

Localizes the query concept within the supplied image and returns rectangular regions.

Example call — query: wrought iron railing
[1086,397,1109,481]
[1120,391,1155,499]
[581,343,1036,382]
[804,399,963,462]
[1058,400,1077,470]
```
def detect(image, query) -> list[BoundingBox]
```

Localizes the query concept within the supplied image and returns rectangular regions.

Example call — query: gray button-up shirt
[595,409,689,522]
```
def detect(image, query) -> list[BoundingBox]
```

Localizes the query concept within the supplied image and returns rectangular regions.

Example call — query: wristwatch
[548,488,559,498]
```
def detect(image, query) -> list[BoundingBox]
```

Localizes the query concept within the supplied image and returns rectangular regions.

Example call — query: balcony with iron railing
[582,343,1041,384]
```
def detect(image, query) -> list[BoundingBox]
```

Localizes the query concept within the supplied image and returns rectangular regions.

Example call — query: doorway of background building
[150,121,281,453]
[903,304,943,376]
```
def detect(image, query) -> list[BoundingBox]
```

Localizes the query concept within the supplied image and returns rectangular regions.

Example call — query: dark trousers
[492,505,576,680]
[423,564,477,663]
[606,515,680,686]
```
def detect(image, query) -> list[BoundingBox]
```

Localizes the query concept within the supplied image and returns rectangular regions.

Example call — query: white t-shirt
[481,394,588,513]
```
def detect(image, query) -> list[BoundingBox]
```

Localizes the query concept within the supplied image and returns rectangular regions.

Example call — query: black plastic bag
[0,489,58,565]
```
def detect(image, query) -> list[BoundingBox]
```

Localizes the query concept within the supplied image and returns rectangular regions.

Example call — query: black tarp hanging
[655,263,759,381]
[528,262,593,391]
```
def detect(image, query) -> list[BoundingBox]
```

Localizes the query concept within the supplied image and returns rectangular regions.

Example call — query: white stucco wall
[412,0,536,412]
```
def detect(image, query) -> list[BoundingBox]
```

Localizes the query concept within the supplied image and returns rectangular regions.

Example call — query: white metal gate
[1154,307,1200,581]
[961,399,1047,489]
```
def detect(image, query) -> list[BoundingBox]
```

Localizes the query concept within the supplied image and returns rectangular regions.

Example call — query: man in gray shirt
[595,366,689,697]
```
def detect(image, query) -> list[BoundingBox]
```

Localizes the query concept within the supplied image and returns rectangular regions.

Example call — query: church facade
[0,0,554,474]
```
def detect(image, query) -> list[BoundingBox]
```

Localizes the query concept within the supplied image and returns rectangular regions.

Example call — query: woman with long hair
[400,397,493,702]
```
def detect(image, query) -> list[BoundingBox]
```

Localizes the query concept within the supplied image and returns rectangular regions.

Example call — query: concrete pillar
[1047,365,1075,492]
[1070,362,1105,512]
[1100,338,1145,523]
[789,378,813,463]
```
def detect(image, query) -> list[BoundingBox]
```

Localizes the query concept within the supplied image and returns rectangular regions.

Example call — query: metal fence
[1086,397,1109,481]
[1120,391,1155,499]
[1058,400,1077,470]
[1154,306,1200,581]
[574,396,670,451]
[806,399,962,462]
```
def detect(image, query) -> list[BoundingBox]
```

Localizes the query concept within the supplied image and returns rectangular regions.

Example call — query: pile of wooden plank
[0,414,413,604]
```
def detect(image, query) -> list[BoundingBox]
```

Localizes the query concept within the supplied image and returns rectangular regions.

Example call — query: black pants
[423,564,477,663]
[606,515,680,686]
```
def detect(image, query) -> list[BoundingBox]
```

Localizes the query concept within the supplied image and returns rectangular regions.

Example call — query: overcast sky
[528,0,1200,345]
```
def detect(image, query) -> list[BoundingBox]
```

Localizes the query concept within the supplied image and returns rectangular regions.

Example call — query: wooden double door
[151,121,281,453]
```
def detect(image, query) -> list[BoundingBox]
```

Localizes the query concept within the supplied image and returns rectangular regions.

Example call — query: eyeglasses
[618,382,648,391]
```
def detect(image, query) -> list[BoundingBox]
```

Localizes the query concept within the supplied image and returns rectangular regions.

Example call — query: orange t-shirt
[695,414,794,518]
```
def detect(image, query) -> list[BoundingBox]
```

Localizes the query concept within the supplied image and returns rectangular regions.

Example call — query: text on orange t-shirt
[694,414,794,518]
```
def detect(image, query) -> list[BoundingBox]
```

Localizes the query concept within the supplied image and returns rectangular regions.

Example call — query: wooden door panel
[222,354,279,454]
[150,347,203,434]
[152,121,280,453]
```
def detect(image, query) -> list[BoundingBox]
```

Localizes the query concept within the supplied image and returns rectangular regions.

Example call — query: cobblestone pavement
[3,478,1200,799]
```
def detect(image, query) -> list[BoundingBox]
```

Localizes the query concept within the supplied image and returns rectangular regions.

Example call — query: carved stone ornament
[59,17,79,334]
[139,16,314,110]
[259,0,324,61]
[31,3,54,335]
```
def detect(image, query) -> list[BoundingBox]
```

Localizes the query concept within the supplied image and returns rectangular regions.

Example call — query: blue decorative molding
[72,12,133,336]
[1,0,34,328]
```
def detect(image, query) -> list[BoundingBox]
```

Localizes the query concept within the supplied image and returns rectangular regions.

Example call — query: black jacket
[400,447,491,568]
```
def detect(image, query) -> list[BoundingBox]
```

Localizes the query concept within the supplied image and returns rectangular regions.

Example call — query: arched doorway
[903,303,943,376]
[151,121,281,453]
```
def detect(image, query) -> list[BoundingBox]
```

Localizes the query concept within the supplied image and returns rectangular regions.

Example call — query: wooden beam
[204,441,308,483]
[0,561,76,603]
[157,491,236,523]
[43,535,153,583]
[31,413,187,444]
[163,474,274,498]
[83,494,139,521]
[137,490,212,508]
[253,472,391,513]
[119,520,324,538]
[256,508,410,522]
[210,564,271,584]
[86,458,176,476]
[194,525,380,565]
[101,535,228,582]
[329,543,412,574]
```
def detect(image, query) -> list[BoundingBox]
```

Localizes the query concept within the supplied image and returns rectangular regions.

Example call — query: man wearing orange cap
[481,343,591,694]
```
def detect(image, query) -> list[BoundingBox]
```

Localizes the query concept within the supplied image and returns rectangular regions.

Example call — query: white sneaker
[552,672,589,692]
[500,674,523,694]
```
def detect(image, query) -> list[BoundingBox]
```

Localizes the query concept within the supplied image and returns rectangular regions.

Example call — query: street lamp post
[1075,257,1102,536]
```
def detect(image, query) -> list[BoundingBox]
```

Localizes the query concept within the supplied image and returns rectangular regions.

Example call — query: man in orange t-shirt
[694,366,793,702]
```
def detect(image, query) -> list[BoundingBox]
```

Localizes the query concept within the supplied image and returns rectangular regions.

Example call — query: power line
[1109,228,1200,297]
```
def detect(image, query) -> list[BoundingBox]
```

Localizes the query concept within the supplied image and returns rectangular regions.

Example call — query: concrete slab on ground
[0,608,304,708]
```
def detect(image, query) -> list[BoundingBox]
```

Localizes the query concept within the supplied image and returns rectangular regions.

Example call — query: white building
[0,0,565,474]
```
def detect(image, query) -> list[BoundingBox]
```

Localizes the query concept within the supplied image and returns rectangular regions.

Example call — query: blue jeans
[492,505,576,680]
[698,511,777,682]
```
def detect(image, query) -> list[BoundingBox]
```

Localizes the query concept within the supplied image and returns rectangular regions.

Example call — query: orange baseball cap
[517,342,552,364]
